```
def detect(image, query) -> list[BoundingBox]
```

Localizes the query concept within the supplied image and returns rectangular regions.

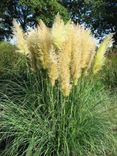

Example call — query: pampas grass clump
[13,15,113,96]
[0,74,116,156]
[0,16,116,155]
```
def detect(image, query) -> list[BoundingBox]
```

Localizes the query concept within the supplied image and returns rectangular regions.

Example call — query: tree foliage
[0,0,117,45]
[0,0,69,40]
[62,0,117,44]
[85,0,117,44]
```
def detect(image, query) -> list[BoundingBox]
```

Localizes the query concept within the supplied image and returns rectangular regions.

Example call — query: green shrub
[0,73,116,156]
[0,41,27,75]
[101,52,117,89]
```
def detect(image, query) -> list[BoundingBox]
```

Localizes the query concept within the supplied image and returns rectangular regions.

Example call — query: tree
[62,0,89,24]
[62,0,117,45]
[1,0,116,45]
[87,0,117,45]
[0,0,32,40]
[0,0,69,40]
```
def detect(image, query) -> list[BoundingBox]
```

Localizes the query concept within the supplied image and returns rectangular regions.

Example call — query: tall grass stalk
[0,72,116,156]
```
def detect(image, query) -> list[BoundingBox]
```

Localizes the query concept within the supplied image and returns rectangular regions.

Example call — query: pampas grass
[13,15,113,96]
[0,15,116,155]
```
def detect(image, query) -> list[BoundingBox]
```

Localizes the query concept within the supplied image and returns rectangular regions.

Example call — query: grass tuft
[0,72,116,156]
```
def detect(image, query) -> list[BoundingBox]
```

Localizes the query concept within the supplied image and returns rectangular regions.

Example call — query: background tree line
[0,0,117,45]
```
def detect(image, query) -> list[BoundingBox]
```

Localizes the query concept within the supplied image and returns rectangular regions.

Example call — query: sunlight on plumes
[70,24,82,85]
[55,22,72,95]
[51,14,66,49]
[59,40,72,96]
[48,45,59,86]
[85,40,96,74]
[13,15,113,96]
[80,28,96,69]
[93,34,113,74]
[13,20,29,55]
[26,28,41,71]
[37,20,51,69]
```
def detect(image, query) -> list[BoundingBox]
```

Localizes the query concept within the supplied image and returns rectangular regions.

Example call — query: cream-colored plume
[13,15,113,96]
[13,20,29,55]
[51,14,66,49]
[80,28,96,69]
[93,34,113,74]
[70,24,82,85]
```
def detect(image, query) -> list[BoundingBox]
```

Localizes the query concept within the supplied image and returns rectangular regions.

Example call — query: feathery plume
[14,14,112,96]
[13,20,29,55]
[56,21,72,96]
[70,24,82,85]
[26,28,40,71]
[59,39,72,96]
[48,45,59,86]
[80,28,96,70]
[51,14,66,49]
[93,34,113,74]
[37,20,51,69]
